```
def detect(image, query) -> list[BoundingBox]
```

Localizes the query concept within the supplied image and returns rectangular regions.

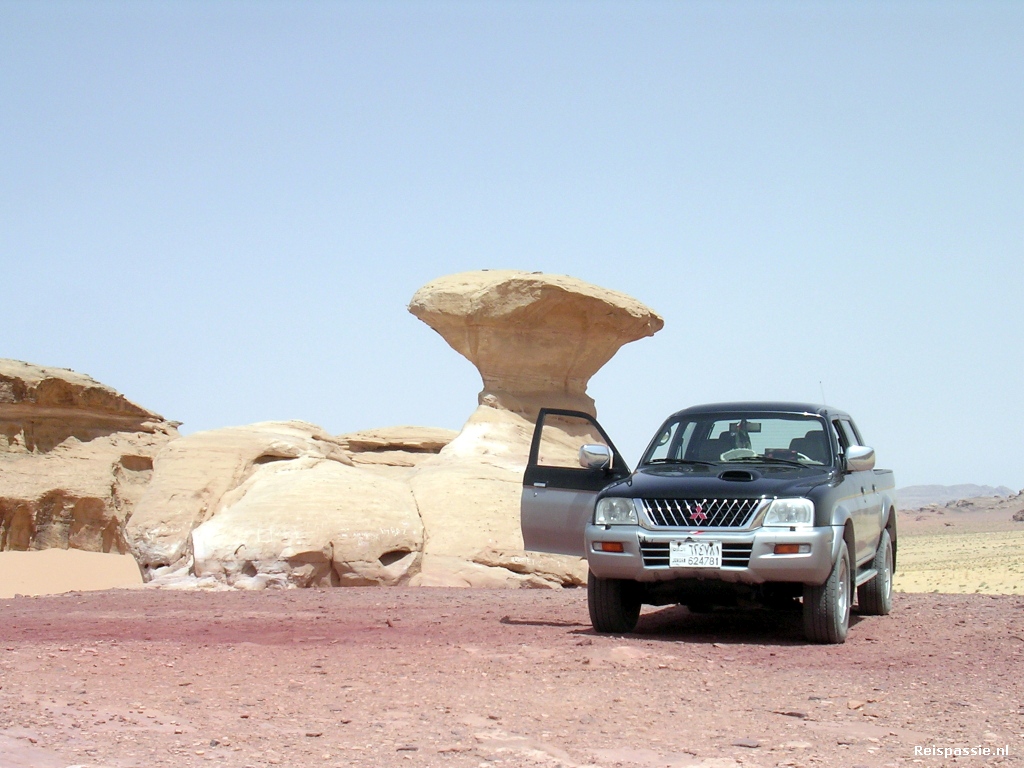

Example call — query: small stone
[732,738,760,748]
[847,699,866,710]
[305,732,323,738]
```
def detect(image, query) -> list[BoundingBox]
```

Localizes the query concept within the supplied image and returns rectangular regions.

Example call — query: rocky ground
[2,587,1022,768]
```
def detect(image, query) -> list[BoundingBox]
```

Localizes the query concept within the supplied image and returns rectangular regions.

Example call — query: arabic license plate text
[669,540,722,568]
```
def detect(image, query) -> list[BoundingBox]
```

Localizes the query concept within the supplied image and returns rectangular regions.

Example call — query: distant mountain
[896,484,1017,510]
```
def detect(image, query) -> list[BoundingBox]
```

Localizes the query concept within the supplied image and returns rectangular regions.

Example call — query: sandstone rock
[407,271,663,586]
[1,358,172,453]
[0,359,177,553]
[408,270,663,417]
[339,426,458,478]
[191,458,422,588]
[102,271,662,592]
[126,421,353,575]
[411,554,566,589]
[340,426,457,455]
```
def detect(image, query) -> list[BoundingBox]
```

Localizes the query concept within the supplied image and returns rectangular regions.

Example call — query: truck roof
[668,401,851,420]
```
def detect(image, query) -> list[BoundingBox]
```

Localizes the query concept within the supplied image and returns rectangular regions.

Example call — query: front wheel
[803,540,851,644]
[857,529,893,616]
[588,572,641,633]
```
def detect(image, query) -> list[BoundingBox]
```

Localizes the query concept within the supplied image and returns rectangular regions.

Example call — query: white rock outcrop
[191,457,422,589]
[126,421,437,588]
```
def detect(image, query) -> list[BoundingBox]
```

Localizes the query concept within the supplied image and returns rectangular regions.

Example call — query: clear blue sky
[3,1,1021,489]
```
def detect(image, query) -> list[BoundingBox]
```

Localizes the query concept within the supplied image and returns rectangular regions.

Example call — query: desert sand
[894,492,1024,596]
[0,550,143,599]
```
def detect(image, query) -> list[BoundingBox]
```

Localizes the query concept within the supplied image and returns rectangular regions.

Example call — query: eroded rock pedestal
[0,359,178,554]
[409,270,664,418]
[407,270,663,587]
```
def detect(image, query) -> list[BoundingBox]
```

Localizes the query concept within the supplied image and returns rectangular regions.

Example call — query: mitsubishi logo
[690,502,708,523]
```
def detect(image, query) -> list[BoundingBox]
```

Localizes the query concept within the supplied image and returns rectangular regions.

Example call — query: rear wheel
[588,572,641,633]
[857,529,893,616]
[803,540,851,644]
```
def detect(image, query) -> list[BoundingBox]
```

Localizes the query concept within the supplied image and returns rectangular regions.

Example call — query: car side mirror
[578,444,612,470]
[846,445,876,472]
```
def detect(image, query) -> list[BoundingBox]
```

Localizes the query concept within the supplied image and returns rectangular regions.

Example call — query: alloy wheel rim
[883,544,892,599]
[838,555,849,622]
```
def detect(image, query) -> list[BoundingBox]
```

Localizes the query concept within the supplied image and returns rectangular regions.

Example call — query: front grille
[642,498,762,528]
[639,541,753,568]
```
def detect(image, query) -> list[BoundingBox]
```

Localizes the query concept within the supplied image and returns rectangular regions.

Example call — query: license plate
[669,540,722,568]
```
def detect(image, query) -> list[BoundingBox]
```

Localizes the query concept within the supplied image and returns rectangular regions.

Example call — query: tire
[802,539,851,644]
[857,529,893,616]
[588,572,641,633]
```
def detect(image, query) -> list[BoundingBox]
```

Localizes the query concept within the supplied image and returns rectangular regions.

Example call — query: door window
[837,420,860,449]
[536,412,610,468]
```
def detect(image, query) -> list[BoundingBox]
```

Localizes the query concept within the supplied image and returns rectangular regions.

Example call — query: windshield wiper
[645,458,715,466]
[726,455,808,467]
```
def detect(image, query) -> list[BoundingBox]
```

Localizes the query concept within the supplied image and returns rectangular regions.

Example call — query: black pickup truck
[521,402,897,644]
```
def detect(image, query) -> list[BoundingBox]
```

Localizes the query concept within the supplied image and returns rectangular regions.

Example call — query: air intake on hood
[718,469,757,482]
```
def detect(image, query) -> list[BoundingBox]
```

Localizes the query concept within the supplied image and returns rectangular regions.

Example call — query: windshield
[641,413,833,467]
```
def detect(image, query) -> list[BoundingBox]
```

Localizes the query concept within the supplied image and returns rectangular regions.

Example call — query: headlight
[763,498,814,527]
[594,497,638,525]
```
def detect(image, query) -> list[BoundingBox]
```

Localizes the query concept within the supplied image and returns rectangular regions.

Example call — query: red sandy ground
[1,588,1022,768]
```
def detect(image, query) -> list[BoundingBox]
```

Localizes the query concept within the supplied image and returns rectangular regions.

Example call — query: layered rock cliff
[0,359,178,554]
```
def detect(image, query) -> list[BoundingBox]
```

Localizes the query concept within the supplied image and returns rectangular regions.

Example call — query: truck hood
[602,464,835,500]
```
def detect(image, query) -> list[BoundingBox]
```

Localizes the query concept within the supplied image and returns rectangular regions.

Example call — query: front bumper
[584,524,840,586]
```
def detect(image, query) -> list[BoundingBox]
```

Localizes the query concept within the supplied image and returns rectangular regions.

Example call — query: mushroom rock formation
[408,270,664,418]
[406,271,663,587]
[0,359,177,553]
[126,421,427,589]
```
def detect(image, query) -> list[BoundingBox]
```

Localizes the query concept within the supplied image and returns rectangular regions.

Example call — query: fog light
[774,543,810,555]
[594,542,624,553]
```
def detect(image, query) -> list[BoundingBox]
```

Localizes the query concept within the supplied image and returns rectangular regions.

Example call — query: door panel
[833,419,873,564]
[520,409,630,556]
[521,486,600,556]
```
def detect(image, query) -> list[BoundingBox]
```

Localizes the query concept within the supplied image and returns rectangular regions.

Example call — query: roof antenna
[819,380,827,407]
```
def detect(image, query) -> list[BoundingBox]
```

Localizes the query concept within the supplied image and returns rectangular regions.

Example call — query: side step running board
[855,567,878,587]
